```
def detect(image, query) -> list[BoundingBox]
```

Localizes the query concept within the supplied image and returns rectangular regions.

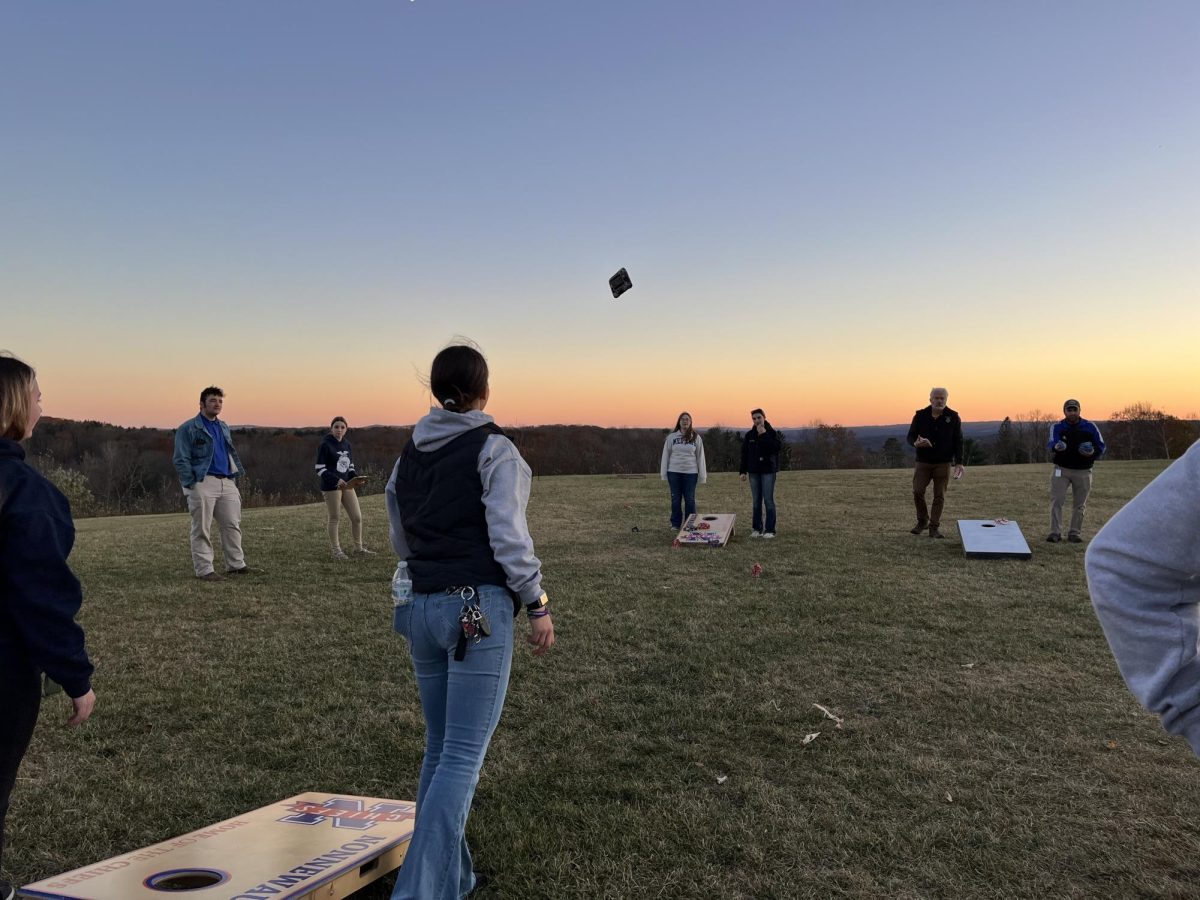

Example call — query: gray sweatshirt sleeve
[479,434,544,606]
[1086,440,1200,754]
[696,435,707,484]
[385,458,412,560]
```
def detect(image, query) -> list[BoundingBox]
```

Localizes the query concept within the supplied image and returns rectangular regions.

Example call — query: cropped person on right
[1087,439,1200,755]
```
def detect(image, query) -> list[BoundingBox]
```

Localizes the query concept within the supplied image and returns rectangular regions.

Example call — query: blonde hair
[0,352,37,441]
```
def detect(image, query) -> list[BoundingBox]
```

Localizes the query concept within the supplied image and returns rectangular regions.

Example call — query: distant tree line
[25,403,1198,517]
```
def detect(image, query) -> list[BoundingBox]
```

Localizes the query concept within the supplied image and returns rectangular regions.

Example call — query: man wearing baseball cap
[1046,398,1106,543]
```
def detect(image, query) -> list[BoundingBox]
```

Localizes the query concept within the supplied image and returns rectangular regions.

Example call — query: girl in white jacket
[660,411,707,530]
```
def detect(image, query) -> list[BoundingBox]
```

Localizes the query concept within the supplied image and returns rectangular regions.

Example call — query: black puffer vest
[392,423,509,594]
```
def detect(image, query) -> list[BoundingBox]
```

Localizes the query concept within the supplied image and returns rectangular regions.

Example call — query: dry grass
[9,460,1200,899]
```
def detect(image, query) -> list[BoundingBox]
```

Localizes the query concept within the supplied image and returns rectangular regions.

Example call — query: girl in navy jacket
[315,417,374,559]
[0,354,95,898]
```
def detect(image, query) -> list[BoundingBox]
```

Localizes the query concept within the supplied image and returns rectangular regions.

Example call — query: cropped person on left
[0,353,96,900]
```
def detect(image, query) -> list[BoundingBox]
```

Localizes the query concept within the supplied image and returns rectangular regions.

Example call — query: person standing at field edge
[172,386,253,581]
[906,387,964,539]
[1045,398,1106,544]
[739,408,782,538]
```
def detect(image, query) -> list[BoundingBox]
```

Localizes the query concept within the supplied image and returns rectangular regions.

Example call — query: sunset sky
[3,1,1197,429]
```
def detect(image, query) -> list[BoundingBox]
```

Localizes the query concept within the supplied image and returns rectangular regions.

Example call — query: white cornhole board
[20,792,415,900]
[958,519,1033,560]
[673,513,736,548]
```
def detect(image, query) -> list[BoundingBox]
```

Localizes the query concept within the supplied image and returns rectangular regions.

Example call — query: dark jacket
[906,406,964,465]
[391,423,510,596]
[1047,418,1106,470]
[739,427,782,475]
[315,434,356,492]
[0,439,93,698]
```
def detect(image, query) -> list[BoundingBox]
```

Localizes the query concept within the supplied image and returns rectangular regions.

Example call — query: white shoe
[762,532,776,539]
[750,530,762,538]
[353,546,377,555]
[331,548,349,560]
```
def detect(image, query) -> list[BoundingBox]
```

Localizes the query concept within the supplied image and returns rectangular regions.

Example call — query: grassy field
[10,460,1200,899]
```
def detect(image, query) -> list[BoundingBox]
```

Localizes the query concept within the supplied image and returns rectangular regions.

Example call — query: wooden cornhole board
[673,513,736,548]
[20,792,415,900]
[958,519,1033,560]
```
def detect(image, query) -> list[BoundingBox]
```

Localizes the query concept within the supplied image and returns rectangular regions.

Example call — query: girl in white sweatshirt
[660,411,708,529]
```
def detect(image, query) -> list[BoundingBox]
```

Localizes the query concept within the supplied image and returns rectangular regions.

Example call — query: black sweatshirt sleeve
[0,504,93,697]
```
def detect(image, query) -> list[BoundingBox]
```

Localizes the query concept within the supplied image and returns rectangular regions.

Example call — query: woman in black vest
[0,354,96,900]
[384,344,554,900]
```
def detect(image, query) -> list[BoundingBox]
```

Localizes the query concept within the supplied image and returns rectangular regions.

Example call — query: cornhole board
[20,792,415,900]
[958,519,1033,560]
[673,513,736,548]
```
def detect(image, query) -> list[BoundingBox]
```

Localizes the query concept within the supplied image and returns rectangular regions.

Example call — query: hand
[756,424,766,435]
[915,437,932,448]
[67,689,96,726]
[1054,441,1067,452]
[527,615,555,656]
[1080,446,1094,457]
[740,473,747,482]
[337,479,348,490]
[953,465,964,481]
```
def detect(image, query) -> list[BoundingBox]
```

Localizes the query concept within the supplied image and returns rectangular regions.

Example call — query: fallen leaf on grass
[960,662,976,669]
[802,732,820,746]
[716,775,728,785]
[813,703,844,729]
[945,792,953,803]
[1106,740,1118,750]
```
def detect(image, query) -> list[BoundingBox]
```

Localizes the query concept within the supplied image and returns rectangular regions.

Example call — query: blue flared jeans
[748,472,777,533]
[667,471,698,529]
[391,584,514,900]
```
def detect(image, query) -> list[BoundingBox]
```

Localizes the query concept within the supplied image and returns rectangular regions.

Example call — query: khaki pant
[913,462,950,528]
[323,488,363,551]
[1050,466,1092,538]
[185,476,245,576]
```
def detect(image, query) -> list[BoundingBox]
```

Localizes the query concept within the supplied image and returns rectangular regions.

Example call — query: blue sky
[3,1,1197,427]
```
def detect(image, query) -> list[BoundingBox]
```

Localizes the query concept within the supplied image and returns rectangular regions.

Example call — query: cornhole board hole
[673,513,736,548]
[20,792,415,900]
[958,519,1033,560]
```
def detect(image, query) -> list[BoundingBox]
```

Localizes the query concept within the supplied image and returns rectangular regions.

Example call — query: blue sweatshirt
[1087,439,1200,754]
[0,438,94,698]
[1047,418,1106,470]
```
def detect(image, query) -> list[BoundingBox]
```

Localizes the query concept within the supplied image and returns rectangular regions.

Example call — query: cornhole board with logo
[958,519,1033,560]
[20,792,415,900]
[673,513,736,548]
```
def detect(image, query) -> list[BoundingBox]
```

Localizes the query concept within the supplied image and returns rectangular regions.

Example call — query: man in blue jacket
[173,387,250,581]
[1046,398,1106,544]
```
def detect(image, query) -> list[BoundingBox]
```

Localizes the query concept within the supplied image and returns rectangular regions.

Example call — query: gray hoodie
[1087,439,1200,754]
[385,407,544,607]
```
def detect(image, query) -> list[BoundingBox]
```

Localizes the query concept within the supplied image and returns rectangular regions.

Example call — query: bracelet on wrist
[527,608,550,619]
